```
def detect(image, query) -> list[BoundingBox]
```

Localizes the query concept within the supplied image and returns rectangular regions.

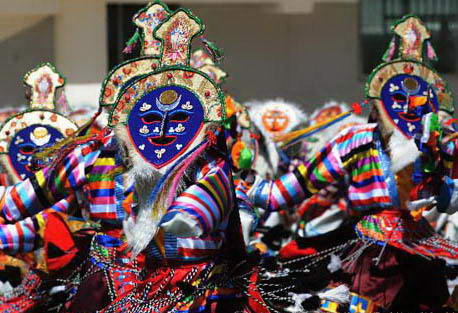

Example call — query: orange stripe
[353,168,383,182]
[88,181,115,189]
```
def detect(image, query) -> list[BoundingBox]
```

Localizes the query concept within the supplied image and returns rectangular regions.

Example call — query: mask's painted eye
[392,93,407,102]
[141,113,162,124]
[19,144,35,155]
[169,112,190,122]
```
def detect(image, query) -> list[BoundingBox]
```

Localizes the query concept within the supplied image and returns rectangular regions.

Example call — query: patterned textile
[251,124,458,259]
[0,271,43,313]
[0,196,75,253]
[64,232,262,313]
[356,210,458,258]
[148,157,235,262]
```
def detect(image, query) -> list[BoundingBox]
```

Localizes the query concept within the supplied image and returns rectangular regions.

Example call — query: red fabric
[44,212,78,271]
[245,269,271,313]
[0,173,8,186]
[279,240,317,260]
[343,242,449,310]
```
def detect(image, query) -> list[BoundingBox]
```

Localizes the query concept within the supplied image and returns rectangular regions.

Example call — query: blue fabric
[95,234,123,247]
[437,176,454,213]
[375,133,399,207]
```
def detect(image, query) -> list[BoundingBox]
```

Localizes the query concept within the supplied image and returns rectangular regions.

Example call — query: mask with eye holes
[9,125,65,179]
[128,85,204,168]
[381,74,439,138]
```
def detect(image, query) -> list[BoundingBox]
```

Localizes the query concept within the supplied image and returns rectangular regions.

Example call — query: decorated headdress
[366,15,454,138]
[101,1,226,172]
[0,63,78,181]
[190,49,228,85]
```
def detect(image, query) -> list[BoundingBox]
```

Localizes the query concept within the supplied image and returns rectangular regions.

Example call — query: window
[360,0,458,74]
[107,3,180,70]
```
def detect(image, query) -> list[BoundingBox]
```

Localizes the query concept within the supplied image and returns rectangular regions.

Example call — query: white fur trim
[246,98,307,138]
[388,128,421,173]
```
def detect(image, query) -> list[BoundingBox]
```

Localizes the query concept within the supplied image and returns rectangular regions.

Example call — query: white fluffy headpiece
[247,98,307,138]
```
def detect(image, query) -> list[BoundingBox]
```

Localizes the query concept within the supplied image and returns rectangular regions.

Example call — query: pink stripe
[91,196,116,205]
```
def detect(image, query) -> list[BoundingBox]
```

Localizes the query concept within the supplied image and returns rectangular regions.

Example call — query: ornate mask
[261,109,290,134]
[380,74,438,138]
[106,7,225,173]
[128,86,204,168]
[9,125,64,178]
[312,105,343,125]
[248,99,306,139]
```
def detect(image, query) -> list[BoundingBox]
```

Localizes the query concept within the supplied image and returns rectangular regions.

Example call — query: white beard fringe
[387,128,421,174]
[115,126,168,257]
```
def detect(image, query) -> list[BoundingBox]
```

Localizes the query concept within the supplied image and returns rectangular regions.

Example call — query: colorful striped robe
[0,130,236,262]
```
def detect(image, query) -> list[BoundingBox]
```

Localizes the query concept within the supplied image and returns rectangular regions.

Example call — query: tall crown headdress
[101,1,226,171]
[0,63,78,181]
[366,15,454,114]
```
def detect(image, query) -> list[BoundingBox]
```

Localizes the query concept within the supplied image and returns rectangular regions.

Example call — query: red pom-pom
[206,130,217,146]
[351,102,363,115]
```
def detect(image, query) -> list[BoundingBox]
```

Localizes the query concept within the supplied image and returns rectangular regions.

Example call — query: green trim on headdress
[23,62,66,111]
[102,1,227,126]
[366,15,454,114]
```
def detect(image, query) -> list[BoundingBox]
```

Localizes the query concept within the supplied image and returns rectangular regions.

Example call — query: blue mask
[381,74,439,138]
[127,85,204,168]
[9,125,64,179]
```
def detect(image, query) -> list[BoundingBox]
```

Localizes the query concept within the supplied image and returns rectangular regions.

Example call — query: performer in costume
[0,63,79,183]
[0,64,94,312]
[247,99,307,179]
[248,15,458,312]
[0,2,271,312]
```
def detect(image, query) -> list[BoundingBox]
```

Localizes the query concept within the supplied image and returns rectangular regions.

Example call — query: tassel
[382,37,396,62]
[285,293,314,313]
[351,101,363,115]
[327,254,342,273]
[200,36,224,63]
[317,285,350,304]
[426,41,438,61]
[0,281,13,295]
[123,29,140,54]
[57,90,71,114]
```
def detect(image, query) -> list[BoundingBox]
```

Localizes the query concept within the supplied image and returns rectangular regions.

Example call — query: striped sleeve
[250,125,375,212]
[0,211,46,253]
[0,195,76,253]
[163,160,233,236]
[0,142,101,222]
[250,140,345,212]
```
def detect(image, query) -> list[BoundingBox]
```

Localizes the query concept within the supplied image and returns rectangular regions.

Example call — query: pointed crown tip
[387,15,435,63]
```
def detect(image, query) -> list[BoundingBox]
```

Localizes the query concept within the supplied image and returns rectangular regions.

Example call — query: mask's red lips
[399,112,420,122]
[148,136,177,146]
